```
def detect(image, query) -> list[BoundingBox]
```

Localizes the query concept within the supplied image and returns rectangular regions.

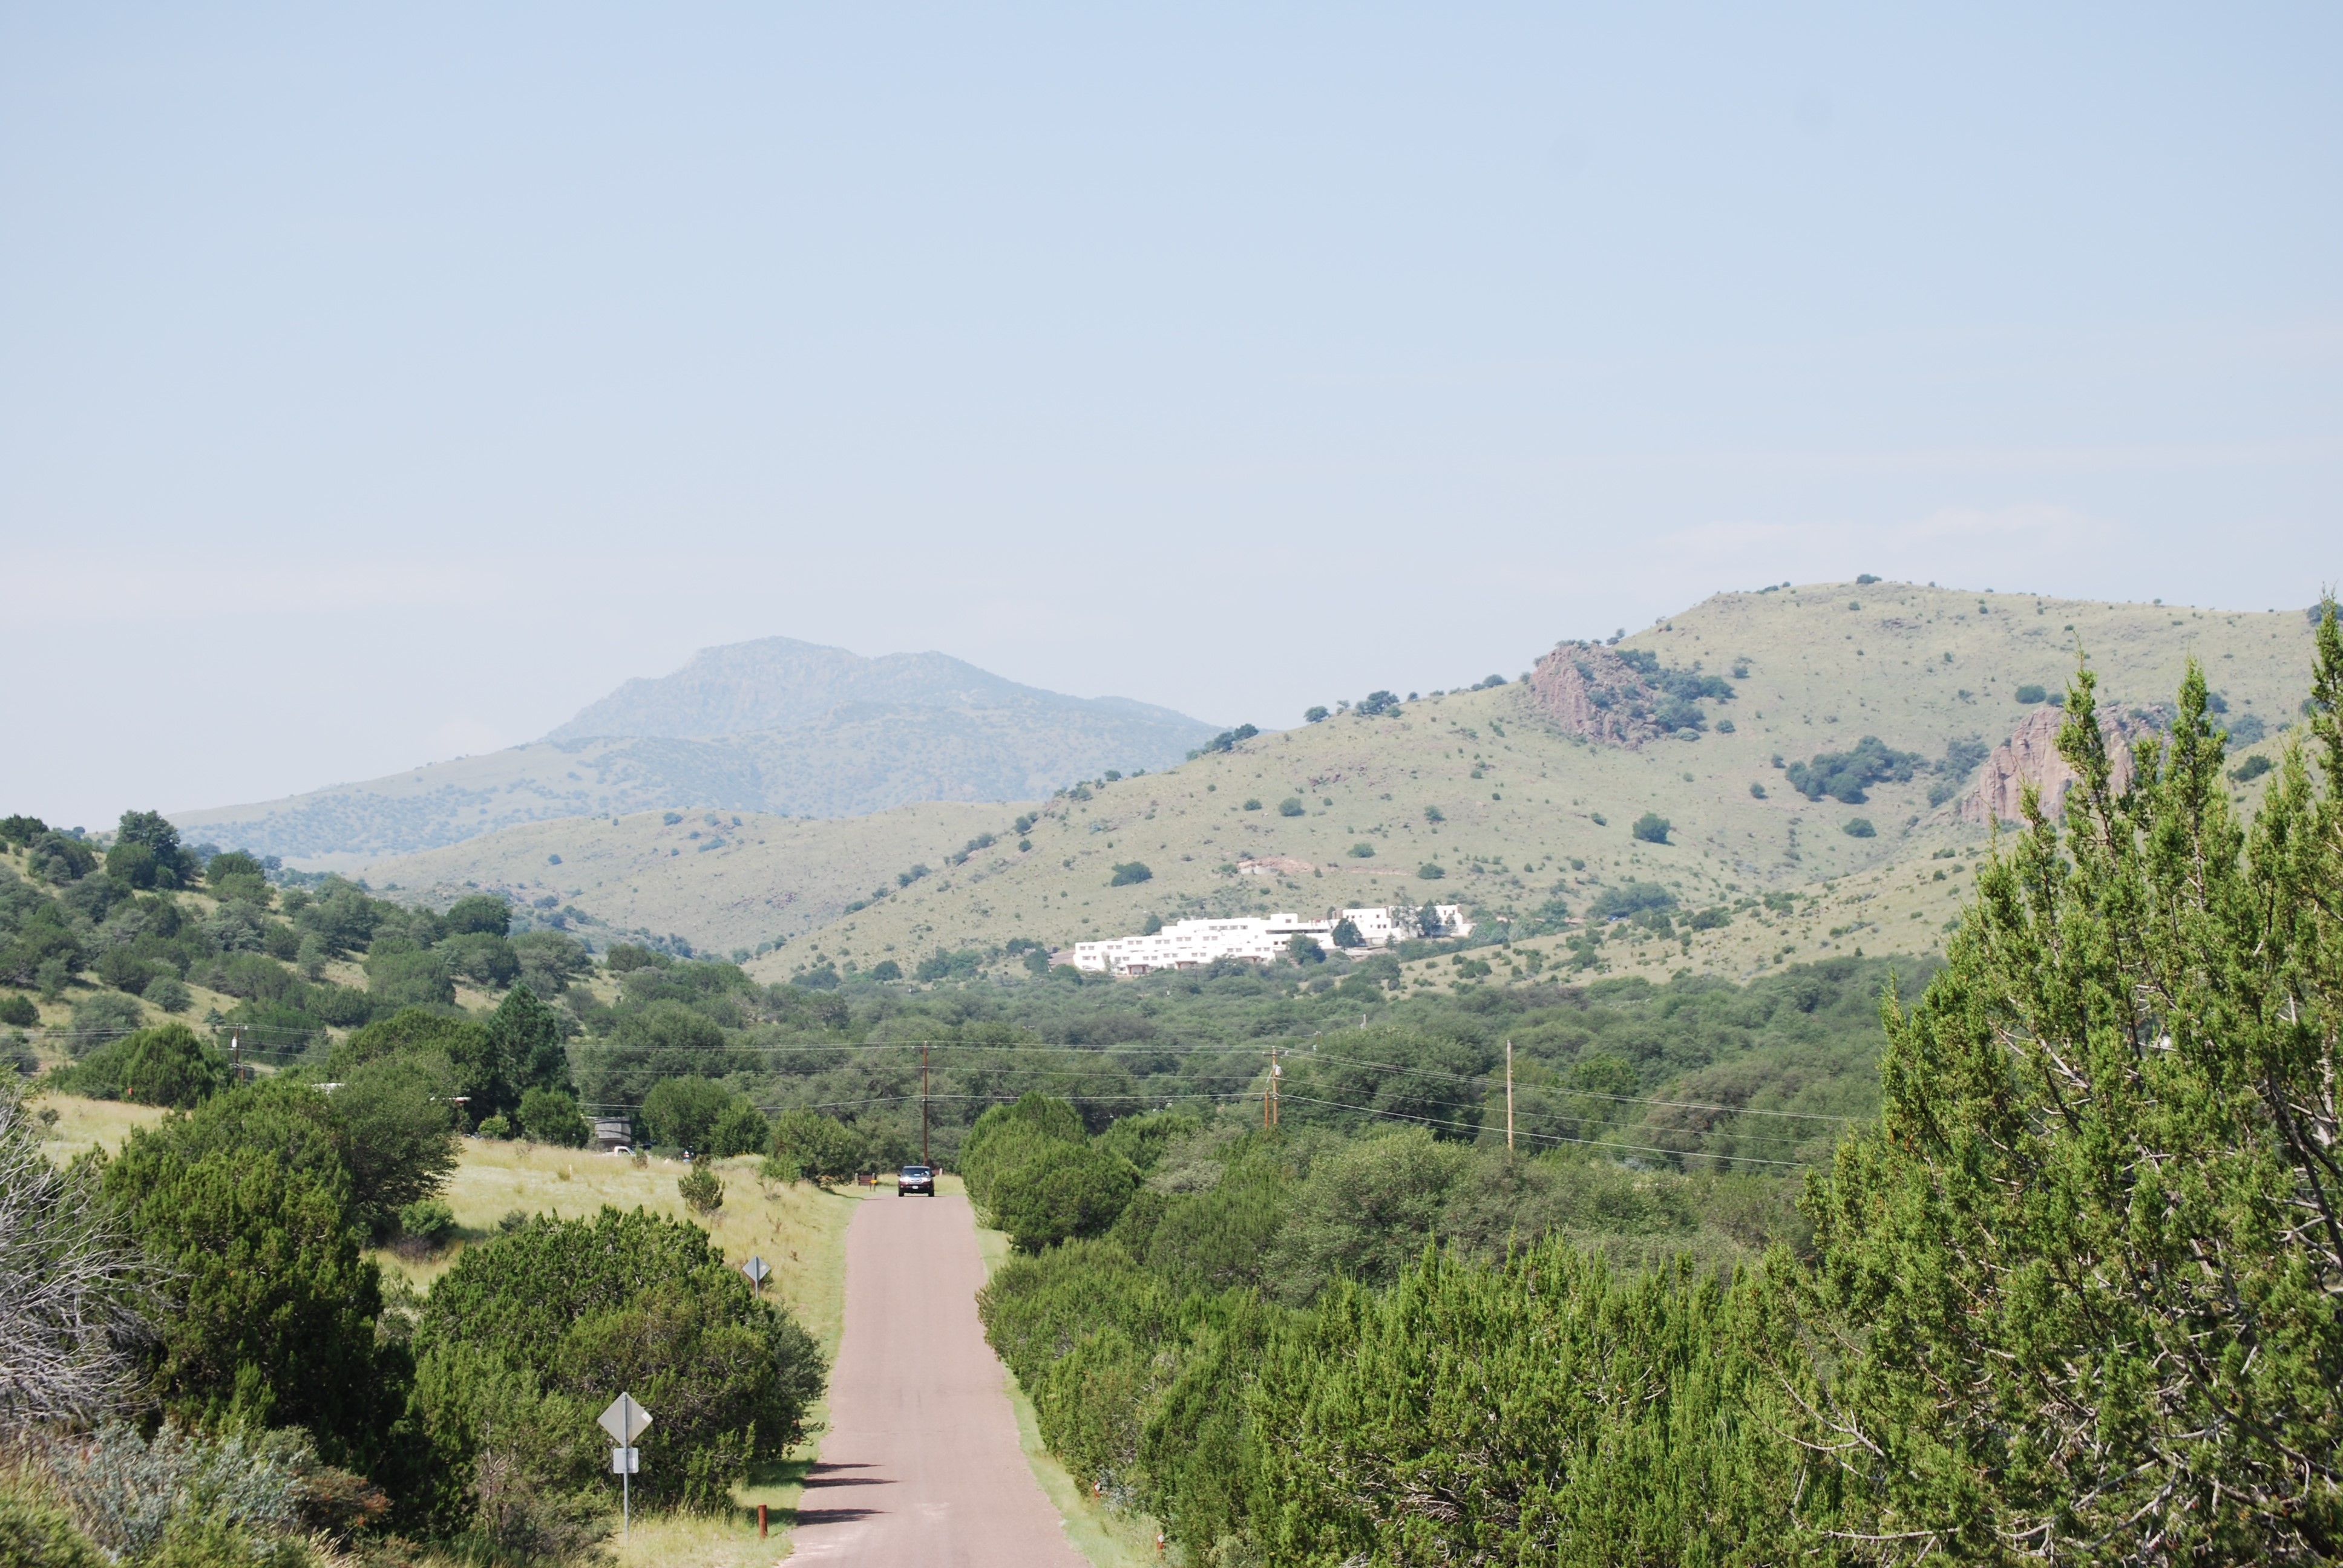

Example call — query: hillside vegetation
[969,633,2343,1563]
[5,611,2332,1566]
[748,581,2313,981]
[344,583,2318,992]
[364,802,1017,961]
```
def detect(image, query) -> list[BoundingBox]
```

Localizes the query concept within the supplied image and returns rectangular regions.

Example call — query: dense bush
[333,1003,539,1127]
[39,1420,373,1563]
[677,1165,724,1213]
[574,998,738,1105]
[1582,880,1677,921]
[408,1207,823,1521]
[1785,734,1925,803]
[1630,811,1671,843]
[707,1097,769,1157]
[399,1197,457,1246]
[640,1074,735,1150]
[442,893,511,936]
[65,990,145,1053]
[517,1085,591,1146]
[102,1096,401,1471]
[48,1022,229,1108]
[0,1473,107,1568]
[768,1108,864,1183]
[329,1054,461,1235]
[1777,650,2343,1560]
[106,811,197,891]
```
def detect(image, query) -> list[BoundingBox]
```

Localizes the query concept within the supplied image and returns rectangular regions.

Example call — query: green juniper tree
[1786,619,2343,1562]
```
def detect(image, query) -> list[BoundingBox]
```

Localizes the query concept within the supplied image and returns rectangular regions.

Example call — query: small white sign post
[598,1393,652,1535]
[742,1255,770,1298]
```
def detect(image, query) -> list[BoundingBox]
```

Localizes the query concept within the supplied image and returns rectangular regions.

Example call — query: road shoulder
[971,1215,1169,1568]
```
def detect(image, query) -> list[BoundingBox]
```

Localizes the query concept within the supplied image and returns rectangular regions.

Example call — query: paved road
[789,1192,1089,1568]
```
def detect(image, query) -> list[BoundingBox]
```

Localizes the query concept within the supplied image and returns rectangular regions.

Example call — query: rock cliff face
[1527,644,1670,748]
[1962,706,2140,824]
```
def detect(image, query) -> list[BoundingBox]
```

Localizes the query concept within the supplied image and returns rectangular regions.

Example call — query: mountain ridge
[171,637,1221,865]
[543,636,1205,742]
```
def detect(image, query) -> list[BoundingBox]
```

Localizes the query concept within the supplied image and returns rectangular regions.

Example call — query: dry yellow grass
[29,1091,168,1155]
[375,1143,859,1354]
[358,802,1017,960]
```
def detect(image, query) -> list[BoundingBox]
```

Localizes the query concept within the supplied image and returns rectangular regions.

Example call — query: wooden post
[758,1503,768,1538]
[1505,1039,1514,1153]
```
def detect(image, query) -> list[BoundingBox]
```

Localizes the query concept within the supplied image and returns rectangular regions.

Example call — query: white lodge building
[1070,906,1472,977]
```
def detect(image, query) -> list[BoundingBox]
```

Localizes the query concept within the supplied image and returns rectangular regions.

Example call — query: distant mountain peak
[543,635,1197,743]
[171,637,1221,864]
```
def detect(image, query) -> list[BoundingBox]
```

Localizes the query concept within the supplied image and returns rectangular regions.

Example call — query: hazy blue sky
[5,3,2337,829]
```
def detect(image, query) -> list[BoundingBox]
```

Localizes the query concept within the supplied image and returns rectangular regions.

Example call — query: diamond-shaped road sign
[742,1256,770,1286]
[598,1393,652,1447]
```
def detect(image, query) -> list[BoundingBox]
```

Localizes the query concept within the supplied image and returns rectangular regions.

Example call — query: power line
[167,1035,1858,1136]
[30,1020,1857,1148]
[1273,1095,1814,1169]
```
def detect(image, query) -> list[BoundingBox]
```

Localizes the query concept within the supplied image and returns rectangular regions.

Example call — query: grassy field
[972,1216,1168,1568]
[358,800,1016,959]
[30,1090,168,1153]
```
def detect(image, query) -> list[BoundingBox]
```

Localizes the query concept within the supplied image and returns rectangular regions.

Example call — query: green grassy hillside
[348,583,2321,988]
[361,802,1021,960]
[742,583,2317,981]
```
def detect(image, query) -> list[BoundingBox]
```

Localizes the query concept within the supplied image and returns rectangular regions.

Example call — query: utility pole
[921,1041,931,1166]
[229,1028,241,1084]
[1267,1045,1280,1129]
[1505,1040,1514,1154]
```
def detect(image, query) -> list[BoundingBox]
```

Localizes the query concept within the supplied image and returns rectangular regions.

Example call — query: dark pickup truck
[897,1165,936,1197]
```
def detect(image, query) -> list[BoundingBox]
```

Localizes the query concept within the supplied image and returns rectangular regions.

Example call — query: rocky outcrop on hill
[1961,706,2141,824]
[1529,642,1729,748]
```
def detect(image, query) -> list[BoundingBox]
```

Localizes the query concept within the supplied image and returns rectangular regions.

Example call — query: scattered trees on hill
[1190,724,1259,758]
